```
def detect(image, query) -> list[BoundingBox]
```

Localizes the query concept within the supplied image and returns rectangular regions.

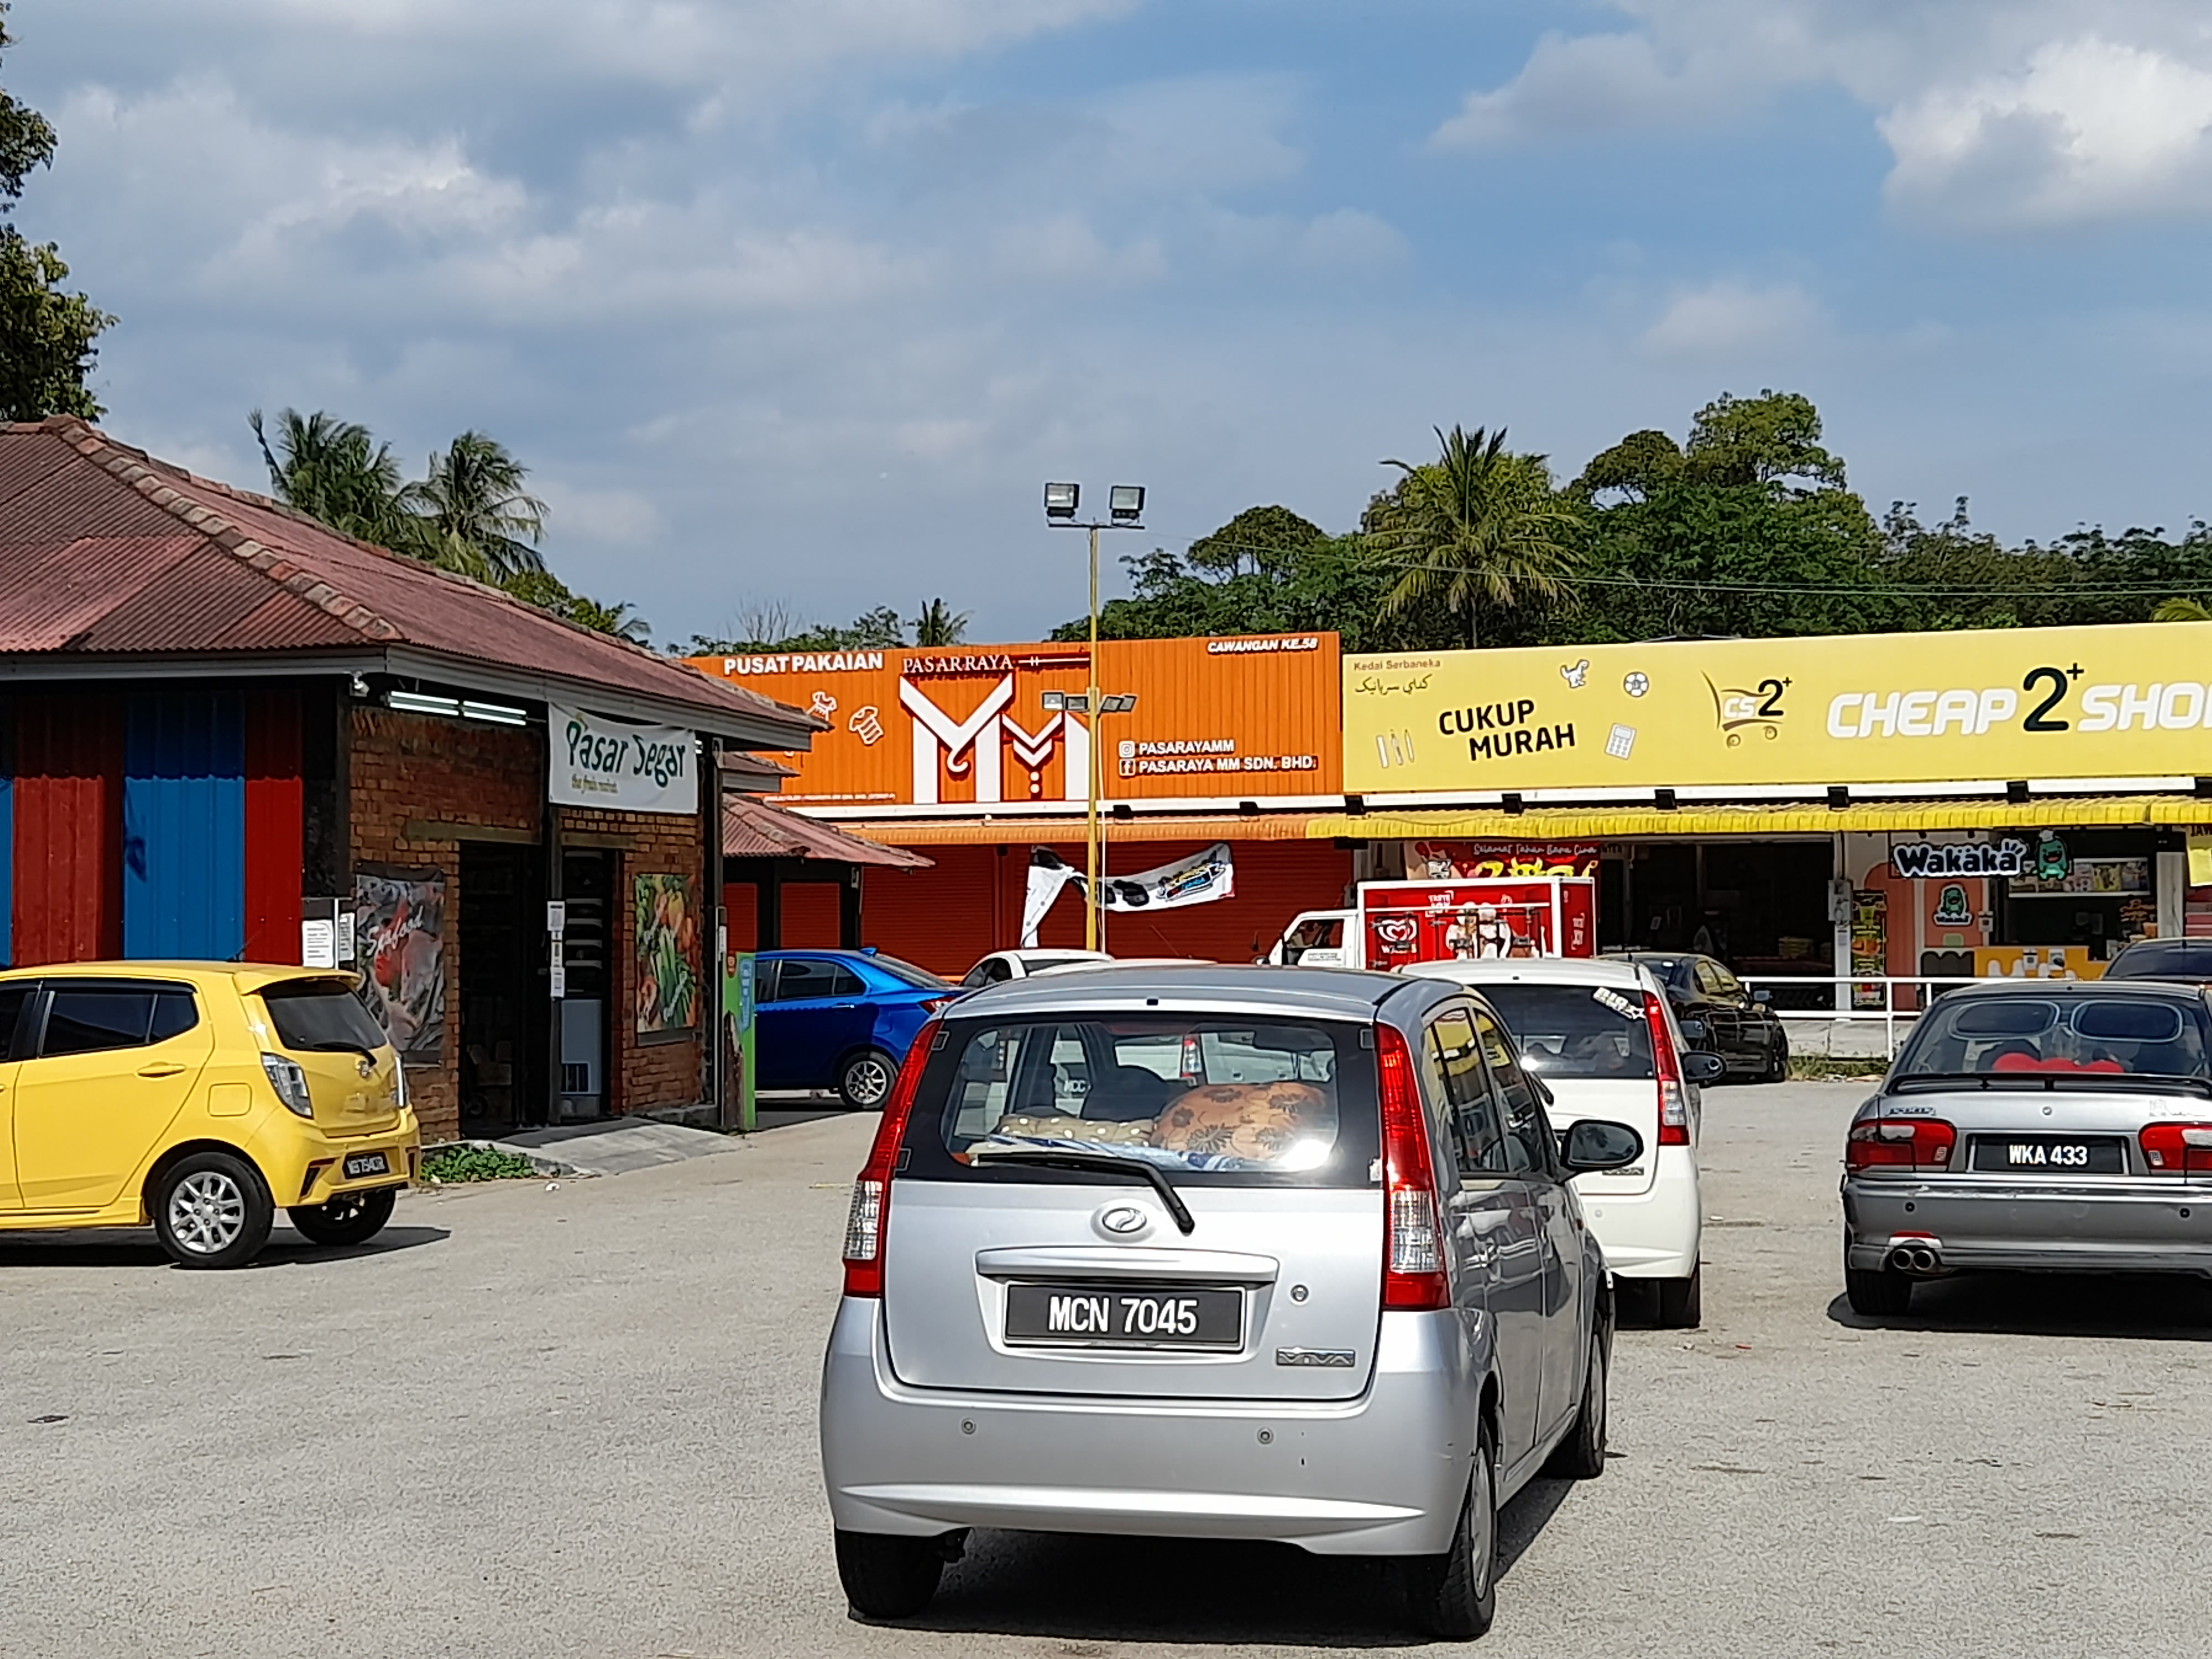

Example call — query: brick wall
[347,706,709,1138]
[349,707,540,1141]
[559,804,707,1117]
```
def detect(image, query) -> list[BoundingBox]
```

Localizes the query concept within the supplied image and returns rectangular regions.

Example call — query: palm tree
[404,430,549,580]
[563,595,653,645]
[1366,425,1584,648]
[911,597,970,646]
[249,408,410,546]
[2154,597,2211,622]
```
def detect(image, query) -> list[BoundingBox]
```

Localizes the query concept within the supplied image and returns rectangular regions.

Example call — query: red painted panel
[243,689,305,964]
[13,695,124,964]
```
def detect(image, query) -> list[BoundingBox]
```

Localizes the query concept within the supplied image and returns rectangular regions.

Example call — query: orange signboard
[687,634,1341,808]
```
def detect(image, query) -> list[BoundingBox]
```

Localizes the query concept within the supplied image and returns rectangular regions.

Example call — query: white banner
[1021,842,1235,947]
[549,703,697,815]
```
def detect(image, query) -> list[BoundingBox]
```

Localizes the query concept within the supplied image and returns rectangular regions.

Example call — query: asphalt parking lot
[7,1079,2212,1659]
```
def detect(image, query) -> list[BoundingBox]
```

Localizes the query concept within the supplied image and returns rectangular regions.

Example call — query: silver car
[819,966,1642,1640]
[1841,979,2212,1316]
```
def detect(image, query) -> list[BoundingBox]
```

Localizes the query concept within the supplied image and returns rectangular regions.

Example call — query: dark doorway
[559,849,613,1120]
[458,841,549,1133]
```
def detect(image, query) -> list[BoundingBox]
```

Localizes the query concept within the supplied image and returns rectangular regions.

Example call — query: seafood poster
[634,873,700,1036]
[353,867,446,1055]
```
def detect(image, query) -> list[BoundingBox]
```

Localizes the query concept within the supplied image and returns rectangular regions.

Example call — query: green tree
[910,597,970,646]
[0,5,113,420]
[685,602,906,656]
[251,408,413,546]
[1566,391,1889,642]
[404,430,549,580]
[1365,425,1584,648]
[500,568,650,644]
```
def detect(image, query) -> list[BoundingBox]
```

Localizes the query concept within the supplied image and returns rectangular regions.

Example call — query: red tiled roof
[723,794,933,868]
[0,418,825,742]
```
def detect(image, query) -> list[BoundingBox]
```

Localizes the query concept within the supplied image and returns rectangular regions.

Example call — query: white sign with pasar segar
[549,703,697,815]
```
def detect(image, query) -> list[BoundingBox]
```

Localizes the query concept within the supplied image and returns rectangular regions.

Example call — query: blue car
[753,948,957,1108]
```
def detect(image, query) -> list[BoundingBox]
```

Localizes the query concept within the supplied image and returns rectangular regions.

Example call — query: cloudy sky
[13,1,2212,645]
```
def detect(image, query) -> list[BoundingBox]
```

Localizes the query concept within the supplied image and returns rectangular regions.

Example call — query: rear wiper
[969,1147,1197,1235]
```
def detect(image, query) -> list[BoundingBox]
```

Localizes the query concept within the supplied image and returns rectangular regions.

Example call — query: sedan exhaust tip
[1888,1242,1943,1275]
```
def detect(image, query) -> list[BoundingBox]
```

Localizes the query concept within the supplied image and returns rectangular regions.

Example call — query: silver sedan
[1840,979,2212,1316]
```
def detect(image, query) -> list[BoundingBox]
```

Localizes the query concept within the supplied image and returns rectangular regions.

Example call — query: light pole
[1044,688,1138,949]
[1044,482,1146,952]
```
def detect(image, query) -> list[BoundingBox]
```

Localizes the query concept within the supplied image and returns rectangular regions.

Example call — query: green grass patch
[421,1144,541,1183]
[1789,1057,1891,1081]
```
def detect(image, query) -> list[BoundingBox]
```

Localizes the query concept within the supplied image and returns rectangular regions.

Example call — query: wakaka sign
[686,635,1342,812]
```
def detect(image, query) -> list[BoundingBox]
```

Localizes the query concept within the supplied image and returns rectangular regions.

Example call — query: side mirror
[1561,1119,1644,1174]
[1752,987,1772,1005]
[1682,1050,1726,1086]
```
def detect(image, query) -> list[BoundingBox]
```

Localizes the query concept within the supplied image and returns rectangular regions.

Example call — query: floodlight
[1100,693,1138,713]
[1041,690,1066,711]
[1108,484,1145,523]
[1044,482,1080,520]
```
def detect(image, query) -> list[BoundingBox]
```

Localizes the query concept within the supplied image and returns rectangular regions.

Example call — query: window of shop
[1995,830,2164,964]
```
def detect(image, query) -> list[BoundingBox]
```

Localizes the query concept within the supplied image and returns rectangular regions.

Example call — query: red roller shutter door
[1097,839,1353,965]
[722,883,760,952]
[863,847,1000,978]
[780,880,844,949]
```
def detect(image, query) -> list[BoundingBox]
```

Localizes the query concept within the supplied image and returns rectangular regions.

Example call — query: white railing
[1737,973,1996,1059]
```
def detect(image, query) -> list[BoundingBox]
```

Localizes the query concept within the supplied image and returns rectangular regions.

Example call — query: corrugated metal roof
[723,795,934,867]
[0,419,824,742]
[1301,796,2212,839]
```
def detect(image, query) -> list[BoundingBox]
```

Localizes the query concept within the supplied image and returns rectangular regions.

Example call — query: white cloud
[1432,2,2212,228]
[1882,36,2212,225]
[1431,28,1785,148]
[1640,280,1827,358]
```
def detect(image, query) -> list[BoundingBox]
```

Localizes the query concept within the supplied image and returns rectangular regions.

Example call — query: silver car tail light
[841,1014,943,1297]
[2139,1121,2212,1175]
[1376,1023,1449,1310]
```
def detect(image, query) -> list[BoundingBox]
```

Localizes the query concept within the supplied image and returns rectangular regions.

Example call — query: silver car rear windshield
[1896,995,2212,1079]
[900,1014,1381,1187]
[1477,983,1656,1081]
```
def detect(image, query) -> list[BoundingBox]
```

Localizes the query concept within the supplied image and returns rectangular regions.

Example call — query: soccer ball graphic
[1623,671,1650,697]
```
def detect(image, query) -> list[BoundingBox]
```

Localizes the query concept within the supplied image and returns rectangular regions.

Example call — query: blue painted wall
[123,695,246,959]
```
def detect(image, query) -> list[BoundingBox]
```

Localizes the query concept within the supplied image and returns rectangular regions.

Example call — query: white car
[1401,957,1723,1327]
[958,949,1113,989]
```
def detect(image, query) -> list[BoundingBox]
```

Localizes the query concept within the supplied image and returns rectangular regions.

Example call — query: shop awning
[723,795,933,867]
[816,812,1323,847]
[1305,796,2212,841]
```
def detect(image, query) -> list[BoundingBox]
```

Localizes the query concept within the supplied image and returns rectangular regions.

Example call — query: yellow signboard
[1346,621,2212,795]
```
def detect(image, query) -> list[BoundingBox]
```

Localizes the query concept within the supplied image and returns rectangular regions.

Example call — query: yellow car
[0,963,420,1269]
